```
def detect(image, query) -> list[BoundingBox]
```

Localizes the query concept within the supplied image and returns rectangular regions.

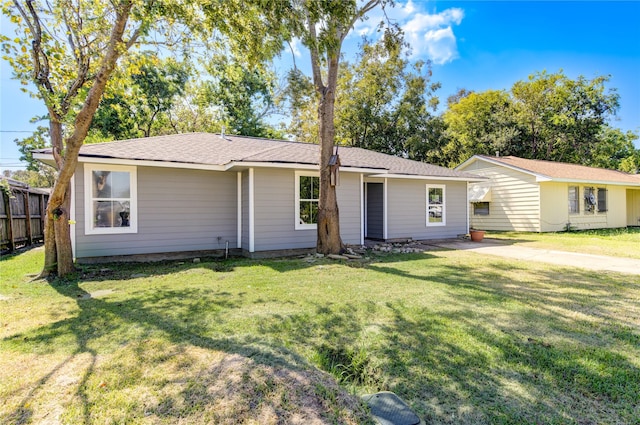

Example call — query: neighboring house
[34,133,482,262]
[456,154,640,232]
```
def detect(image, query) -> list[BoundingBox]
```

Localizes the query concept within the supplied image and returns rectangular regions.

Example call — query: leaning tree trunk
[37,3,135,277]
[42,126,82,277]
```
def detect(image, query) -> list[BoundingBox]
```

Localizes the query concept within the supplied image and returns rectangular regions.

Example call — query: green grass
[1,246,639,424]
[487,227,640,259]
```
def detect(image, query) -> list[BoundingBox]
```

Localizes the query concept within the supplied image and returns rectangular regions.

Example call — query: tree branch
[306,12,324,92]
[17,0,54,95]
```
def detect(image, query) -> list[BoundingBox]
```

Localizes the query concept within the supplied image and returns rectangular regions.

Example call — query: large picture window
[295,171,319,230]
[426,185,446,226]
[568,186,579,214]
[84,164,137,234]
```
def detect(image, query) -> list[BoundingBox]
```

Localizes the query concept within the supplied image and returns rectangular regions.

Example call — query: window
[568,186,579,214]
[426,185,446,226]
[295,171,319,230]
[473,202,490,216]
[84,164,137,234]
[597,188,607,212]
[584,186,596,214]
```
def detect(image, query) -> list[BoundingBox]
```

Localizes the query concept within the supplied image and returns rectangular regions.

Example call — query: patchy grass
[1,246,639,424]
[487,227,640,259]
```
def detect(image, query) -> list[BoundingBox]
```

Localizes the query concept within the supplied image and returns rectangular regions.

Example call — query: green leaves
[443,70,631,168]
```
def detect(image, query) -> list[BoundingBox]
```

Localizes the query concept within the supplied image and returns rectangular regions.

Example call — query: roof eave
[367,173,486,182]
[34,152,228,171]
[226,161,387,174]
[541,177,640,187]
[457,155,551,180]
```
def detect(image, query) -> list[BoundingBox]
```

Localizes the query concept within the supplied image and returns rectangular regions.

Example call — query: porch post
[249,168,254,253]
[237,172,242,249]
[360,173,364,245]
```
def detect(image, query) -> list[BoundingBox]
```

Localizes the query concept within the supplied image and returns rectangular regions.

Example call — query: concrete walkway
[430,239,640,275]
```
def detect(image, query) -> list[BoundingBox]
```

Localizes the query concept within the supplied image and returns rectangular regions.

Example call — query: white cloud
[424,27,459,64]
[351,1,464,65]
[402,7,464,64]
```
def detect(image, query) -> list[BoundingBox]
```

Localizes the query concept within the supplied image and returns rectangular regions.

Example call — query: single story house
[34,133,483,262]
[456,154,640,232]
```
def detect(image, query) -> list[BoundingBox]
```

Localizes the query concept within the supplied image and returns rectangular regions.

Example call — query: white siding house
[456,155,640,232]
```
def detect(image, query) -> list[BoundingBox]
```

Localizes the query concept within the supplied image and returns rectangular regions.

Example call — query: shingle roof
[474,155,640,185]
[35,133,480,180]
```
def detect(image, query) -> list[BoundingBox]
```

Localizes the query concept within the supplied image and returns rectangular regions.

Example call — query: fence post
[40,193,46,242]
[3,189,15,252]
[24,190,33,245]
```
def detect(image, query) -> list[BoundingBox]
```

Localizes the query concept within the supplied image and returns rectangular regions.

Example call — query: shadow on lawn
[363,256,640,423]
[2,273,371,424]
[3,251,639,424]
[258,253,639,423]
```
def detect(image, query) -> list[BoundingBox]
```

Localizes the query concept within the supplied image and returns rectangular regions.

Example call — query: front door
[366,183,384,240]
[627,189,640,227]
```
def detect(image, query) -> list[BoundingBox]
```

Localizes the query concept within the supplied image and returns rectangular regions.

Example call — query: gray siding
[253,168,313,251]
[75,164,237,258]
[74,162,473,259]
[387,179,468,240]
[336,173,362,244]
[251,168,362,252]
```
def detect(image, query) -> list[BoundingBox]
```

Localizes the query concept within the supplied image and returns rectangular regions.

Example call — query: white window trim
[295,170,319,230]
[84,163,138,235]
[568,185,580,215]
[426,184,446,227]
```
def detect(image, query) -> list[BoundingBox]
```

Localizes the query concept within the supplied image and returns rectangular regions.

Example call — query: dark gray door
[366,183,384,240]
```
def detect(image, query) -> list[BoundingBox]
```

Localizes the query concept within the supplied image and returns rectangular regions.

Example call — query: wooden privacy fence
[1,180,50,253]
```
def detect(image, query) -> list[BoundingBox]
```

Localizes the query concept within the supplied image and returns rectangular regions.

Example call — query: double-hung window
[426,185,446,226]
[597,188,607,212]
[84,164,137,234]
[295,171,319,230]
[568,186,579,214]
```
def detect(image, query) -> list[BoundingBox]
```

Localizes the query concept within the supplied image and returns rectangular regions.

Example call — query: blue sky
[1,0,639,171]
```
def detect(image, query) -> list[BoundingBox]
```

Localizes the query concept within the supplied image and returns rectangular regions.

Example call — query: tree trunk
[316,54,344,255]
[38,3,134,277]
[53,187,74,275]
[41,119,68,276]
[41,137,79,277]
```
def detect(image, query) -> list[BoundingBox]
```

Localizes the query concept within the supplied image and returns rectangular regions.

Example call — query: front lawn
[1,247,639,424]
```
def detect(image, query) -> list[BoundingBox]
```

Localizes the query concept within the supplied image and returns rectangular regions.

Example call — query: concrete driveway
[430,239,640,276]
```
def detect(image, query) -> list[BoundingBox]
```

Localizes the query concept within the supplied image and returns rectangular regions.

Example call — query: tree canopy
[1,0,292,276]
[442,70,636,169]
